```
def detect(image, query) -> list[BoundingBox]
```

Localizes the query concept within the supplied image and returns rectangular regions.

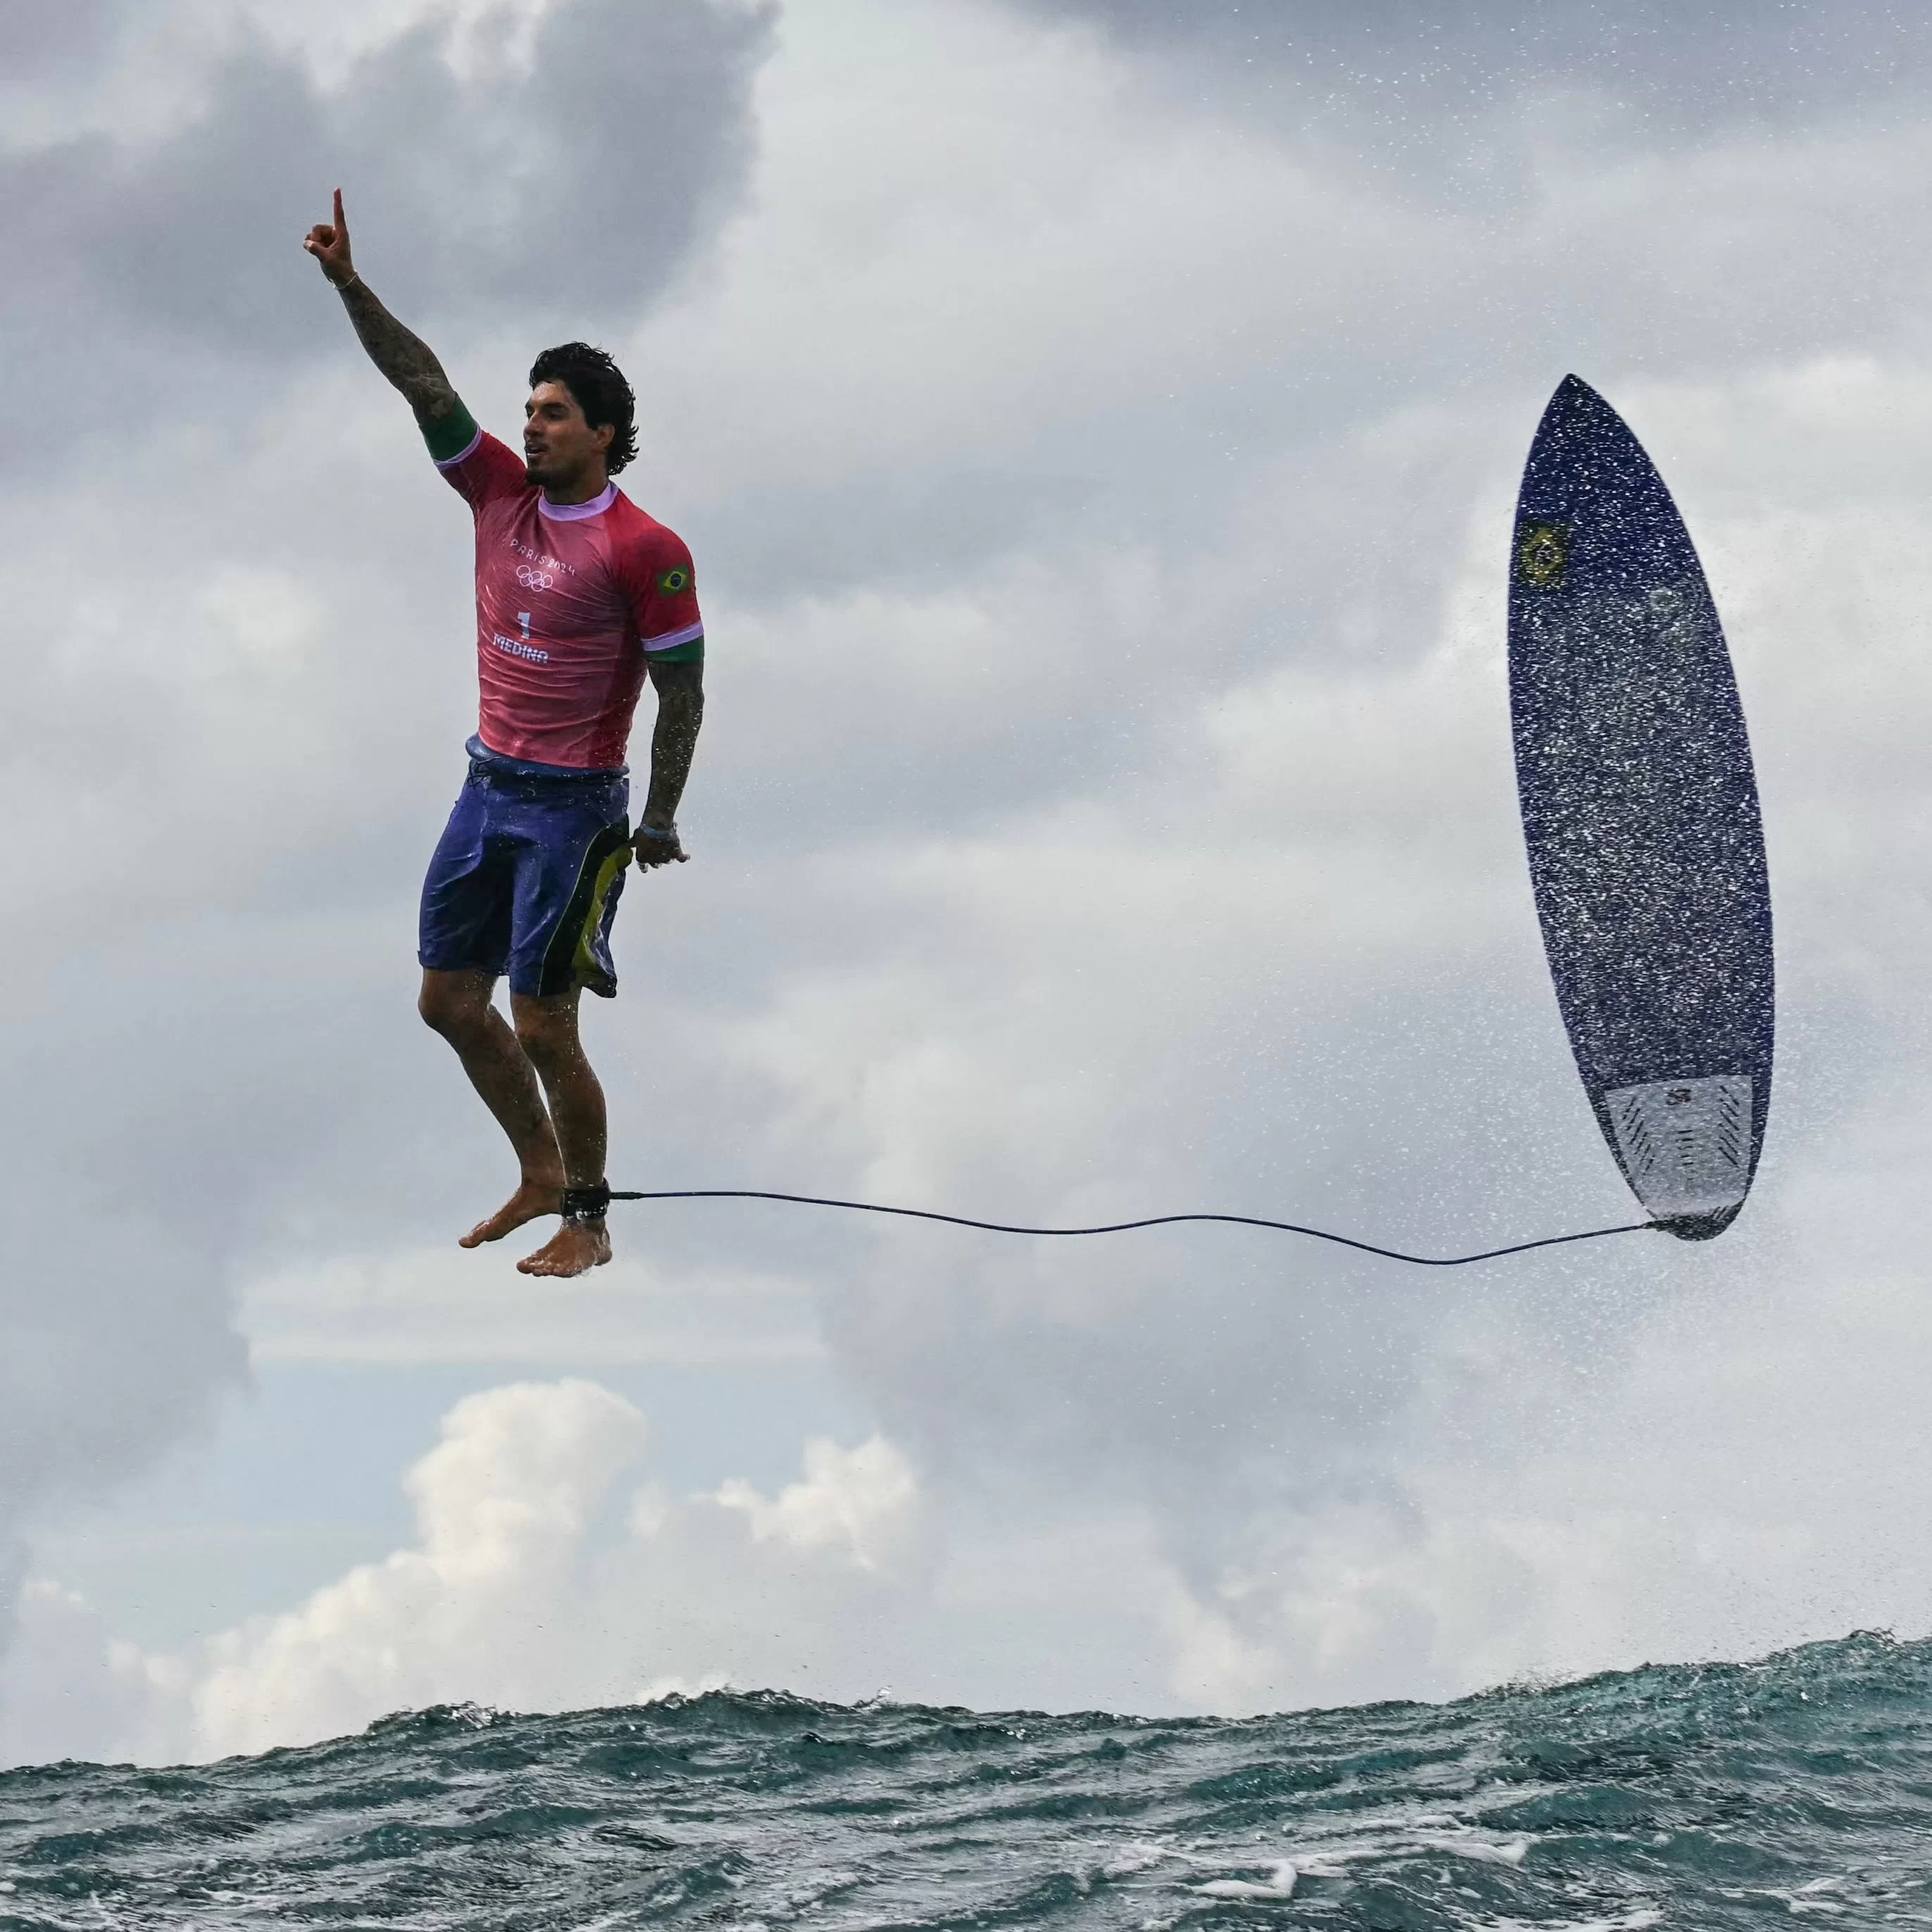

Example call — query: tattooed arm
[302,189,460,429]
[634,659,705,865]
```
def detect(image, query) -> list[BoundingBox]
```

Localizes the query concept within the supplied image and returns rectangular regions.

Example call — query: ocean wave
[2,1631,1928,1928]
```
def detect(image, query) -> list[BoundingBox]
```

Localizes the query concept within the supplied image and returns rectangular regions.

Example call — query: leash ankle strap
[561,1183,611,1223]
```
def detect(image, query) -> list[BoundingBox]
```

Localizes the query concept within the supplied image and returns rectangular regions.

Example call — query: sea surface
[3,1631,1929,1929]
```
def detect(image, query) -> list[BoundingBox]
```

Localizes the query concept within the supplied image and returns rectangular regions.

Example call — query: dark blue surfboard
[1509,376,1773,1240]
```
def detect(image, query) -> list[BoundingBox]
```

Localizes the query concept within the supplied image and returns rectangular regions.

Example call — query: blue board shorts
[419,759,632,999]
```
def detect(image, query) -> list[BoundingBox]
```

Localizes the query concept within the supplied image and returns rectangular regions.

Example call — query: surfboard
[1508,375,1774,1240]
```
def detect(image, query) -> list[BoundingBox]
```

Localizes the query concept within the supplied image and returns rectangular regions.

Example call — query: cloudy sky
[4,0,1932,1766]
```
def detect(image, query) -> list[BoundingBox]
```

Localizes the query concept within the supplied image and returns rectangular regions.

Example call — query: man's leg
[508,987,613,1278]
[418,968,568,1245]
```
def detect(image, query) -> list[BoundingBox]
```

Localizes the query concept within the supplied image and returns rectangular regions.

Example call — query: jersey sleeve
[424,401,526,511]
[624,530,705,664]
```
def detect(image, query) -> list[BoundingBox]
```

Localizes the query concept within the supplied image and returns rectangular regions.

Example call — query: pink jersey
[436,428,704,770]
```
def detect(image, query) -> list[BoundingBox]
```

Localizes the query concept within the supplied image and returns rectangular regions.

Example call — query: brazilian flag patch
[1515,521,1569,589]
[657,565,692,594]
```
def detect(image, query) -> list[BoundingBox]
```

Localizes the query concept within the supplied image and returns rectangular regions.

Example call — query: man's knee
[420,972,494,1043]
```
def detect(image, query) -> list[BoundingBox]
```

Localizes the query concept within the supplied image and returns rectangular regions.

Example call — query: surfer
[304,189,706,1279]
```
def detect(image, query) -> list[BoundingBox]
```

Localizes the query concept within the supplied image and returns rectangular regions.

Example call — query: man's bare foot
[460,1177,565,1248]
[516,1218,613,1278]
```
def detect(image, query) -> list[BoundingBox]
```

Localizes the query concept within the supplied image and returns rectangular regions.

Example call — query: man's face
[523,380,612,488]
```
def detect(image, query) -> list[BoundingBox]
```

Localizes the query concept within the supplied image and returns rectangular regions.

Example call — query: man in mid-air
[304,189,705,1280]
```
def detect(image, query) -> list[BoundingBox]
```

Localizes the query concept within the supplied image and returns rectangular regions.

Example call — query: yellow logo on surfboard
[1516,521,1569,589]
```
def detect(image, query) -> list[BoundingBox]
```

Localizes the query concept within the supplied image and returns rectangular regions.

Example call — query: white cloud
[187,1380,649,1757]
[1,1385,941,1763]
[716,1434,920,1570]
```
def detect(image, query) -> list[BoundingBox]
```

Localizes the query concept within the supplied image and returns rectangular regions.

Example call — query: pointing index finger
[332,187,345,232]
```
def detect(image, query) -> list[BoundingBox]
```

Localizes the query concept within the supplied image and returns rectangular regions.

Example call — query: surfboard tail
[1602,1074,1752,1240]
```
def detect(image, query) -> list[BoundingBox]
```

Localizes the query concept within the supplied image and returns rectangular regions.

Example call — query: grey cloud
[0,1219,246,1516]
[8,0,774,444]
[0,0,122,72]
[678,134,1924,636]
[1004,1,1931,158]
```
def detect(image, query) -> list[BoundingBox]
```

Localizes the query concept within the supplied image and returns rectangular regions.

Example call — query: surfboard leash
[583,1187,1661,1268]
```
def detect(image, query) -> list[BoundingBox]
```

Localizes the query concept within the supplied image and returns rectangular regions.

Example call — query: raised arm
[303,189,461,430]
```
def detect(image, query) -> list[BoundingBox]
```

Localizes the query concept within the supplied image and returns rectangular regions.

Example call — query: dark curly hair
[528,342,639,474]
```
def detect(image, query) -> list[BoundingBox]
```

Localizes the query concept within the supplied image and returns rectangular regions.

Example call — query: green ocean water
[3,1631,1928,1928]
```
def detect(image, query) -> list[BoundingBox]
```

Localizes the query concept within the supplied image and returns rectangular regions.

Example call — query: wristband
[636,821,679,842]
[335,272,362,293]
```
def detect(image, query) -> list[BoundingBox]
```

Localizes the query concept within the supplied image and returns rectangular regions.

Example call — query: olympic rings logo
[516,565,554,590]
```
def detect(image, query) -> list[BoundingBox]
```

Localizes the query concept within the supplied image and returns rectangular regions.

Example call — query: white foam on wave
[1275,1815,1537,1879]
[1097,1840,1177,1878]
[1421,1830,1531,1866]
[1189,1860,1298,1901]
[1484,1913,1661,1932]
[1087,1816,1551,1914]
